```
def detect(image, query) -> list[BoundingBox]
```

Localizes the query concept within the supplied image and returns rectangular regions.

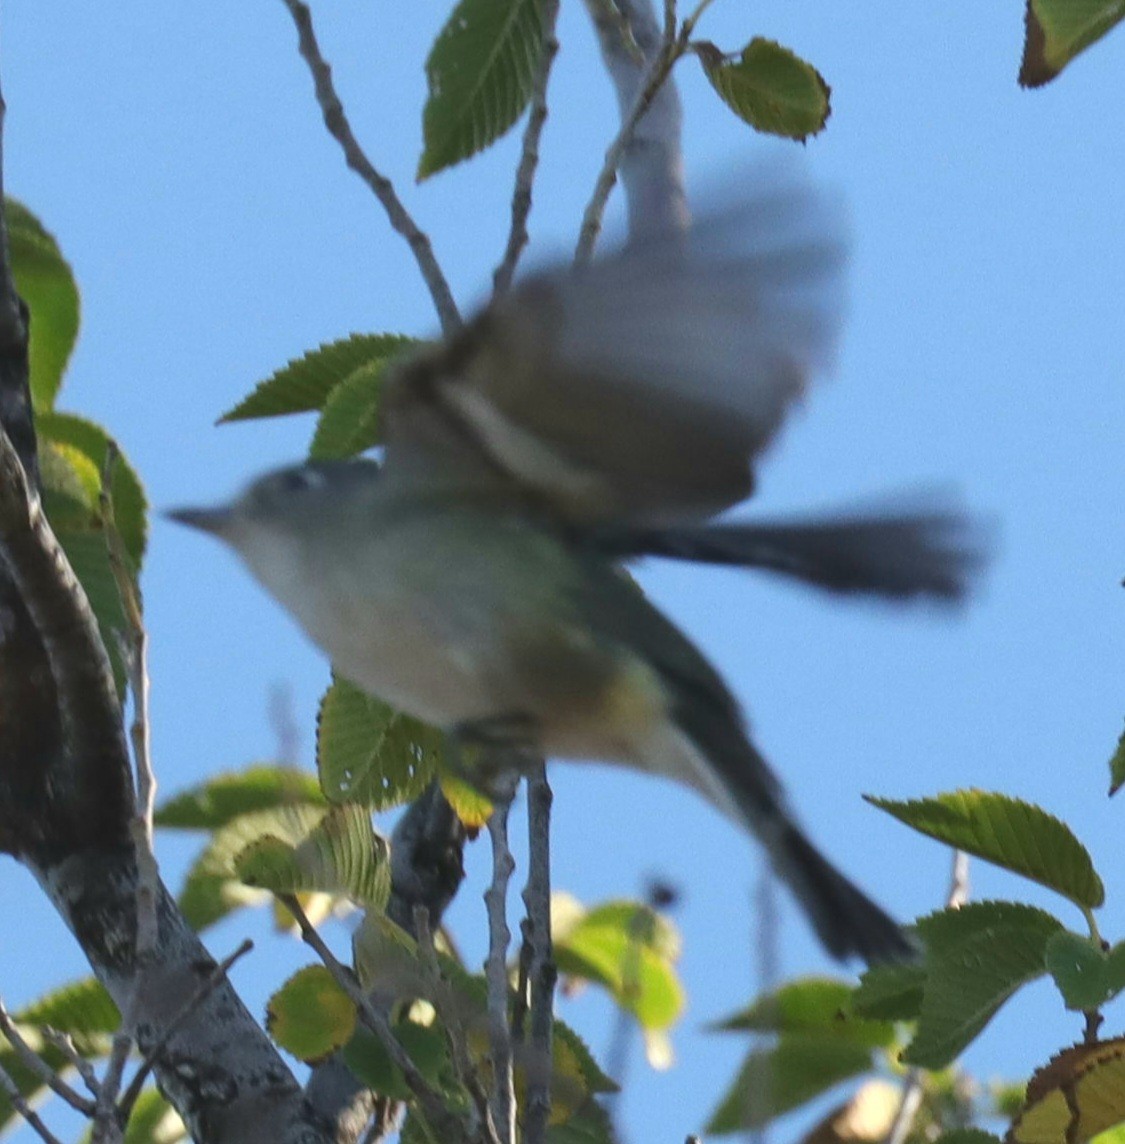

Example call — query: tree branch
[278,0,461,334]
[492,0,561,297]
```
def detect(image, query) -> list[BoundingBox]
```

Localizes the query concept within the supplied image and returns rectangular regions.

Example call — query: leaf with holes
[418,0,546,179]
[868,790,1103,910]
[318,676,443,810]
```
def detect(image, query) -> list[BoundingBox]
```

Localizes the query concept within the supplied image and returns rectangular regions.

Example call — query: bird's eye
[275,467,324,495]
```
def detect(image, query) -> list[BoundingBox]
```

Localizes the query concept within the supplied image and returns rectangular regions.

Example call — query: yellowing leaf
[267,965,356,1063]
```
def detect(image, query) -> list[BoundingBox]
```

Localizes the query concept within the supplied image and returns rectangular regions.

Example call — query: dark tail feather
[772,822,916,964]
[666,676,914,964]
[603,505,989,602]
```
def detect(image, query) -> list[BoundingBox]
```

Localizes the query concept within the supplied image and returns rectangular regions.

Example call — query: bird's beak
[165,506,235,537]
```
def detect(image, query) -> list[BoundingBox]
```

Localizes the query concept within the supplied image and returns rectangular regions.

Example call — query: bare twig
[0,1059,64,1144]
[278,0,460,334]
[520,763,555,1144]
[280,893,466,1139]
[116,939,255,1121]
[0,1001,94,1115]
[39,1029,100,1098]
[886,850,971,1144]
[492,0,561,297]
[483,772,520,1144]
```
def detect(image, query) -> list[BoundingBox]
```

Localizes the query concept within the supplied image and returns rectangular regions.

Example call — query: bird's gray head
[167,458,383,547]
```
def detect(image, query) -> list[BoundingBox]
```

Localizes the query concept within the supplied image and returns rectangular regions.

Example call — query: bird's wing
[382,171,846,524]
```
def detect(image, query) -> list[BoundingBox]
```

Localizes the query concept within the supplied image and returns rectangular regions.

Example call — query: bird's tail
[602,504,988,603]
[668,680,914,964]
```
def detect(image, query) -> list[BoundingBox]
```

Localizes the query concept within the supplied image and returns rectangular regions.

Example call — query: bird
[170,170,983,964]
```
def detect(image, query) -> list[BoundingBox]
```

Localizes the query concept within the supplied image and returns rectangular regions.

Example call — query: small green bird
[171,173,982,964]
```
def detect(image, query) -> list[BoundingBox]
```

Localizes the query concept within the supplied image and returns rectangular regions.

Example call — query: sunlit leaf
[267,965,356,1063]
[156,766,325,830]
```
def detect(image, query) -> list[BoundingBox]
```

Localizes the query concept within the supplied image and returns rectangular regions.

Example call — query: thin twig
[279,893,466,1139]
[521,763,555,1144]
[0,1002,94,1115]
[575,0,689,264]
[886,850,970,1144]
[278,0,460,334]
[483,771,519,1144]
[492,0,561,297]
[0,1059,64,1144]
[116,939,255,1121]
[39,1029,100,1098]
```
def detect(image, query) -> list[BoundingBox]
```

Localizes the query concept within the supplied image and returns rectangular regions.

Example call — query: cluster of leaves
[9,201,147,688]
[697,789,1125,1143]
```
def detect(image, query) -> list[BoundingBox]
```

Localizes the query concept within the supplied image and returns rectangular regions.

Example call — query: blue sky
[1,3,1123,1141]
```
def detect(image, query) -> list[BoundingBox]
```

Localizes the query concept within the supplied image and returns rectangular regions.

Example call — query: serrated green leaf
[343,1017,457,1103]
[235,803,391,910]
[852,960,927,1021]
[1108,723,1125,796]
[177,803,326,930]
[7,199,80,409]
[418,0,545,179]
[904,901,1063,1068]
[309,360,386,460]
[1045,932,1120,1011]
[318,676,444,810]
[868,790,1104,909]
[712,977,895,1049]
[218,334,415,423]
[1020,0,1125,87]
[707,1032,875,1134]
[554,901,684,1031]
[156,766,325,830]
[551,1020,619,1098]
[695,38,831,141]
[267,965,357,1063]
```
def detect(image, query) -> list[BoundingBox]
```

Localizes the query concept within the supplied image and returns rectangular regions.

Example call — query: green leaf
[7,199,80,409]
[235,803,391,910]
[218,334,415,423]
[1019,0,1125,87]
[554,900,684,1031]
[177,803,326,930]
[695,38,831,141]
[343,1018,456,1103]
[1108,722,1125,796]
[852,960,927,1021]
[868,790,1104,909]
[418,0,546,179]
[545,1098,619,1144]
[120,1087,187,1143]
[317,676,444,810]
[267,965,357,1063]
[37,411,148,567]
[550,1020,619,1099]
[707,1032,875,1134]
[309,360,386,460]
[904,901,1063,1068]
[713,977,895,1049]
[1045,932,1125,1011]
[156,766,326,830]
